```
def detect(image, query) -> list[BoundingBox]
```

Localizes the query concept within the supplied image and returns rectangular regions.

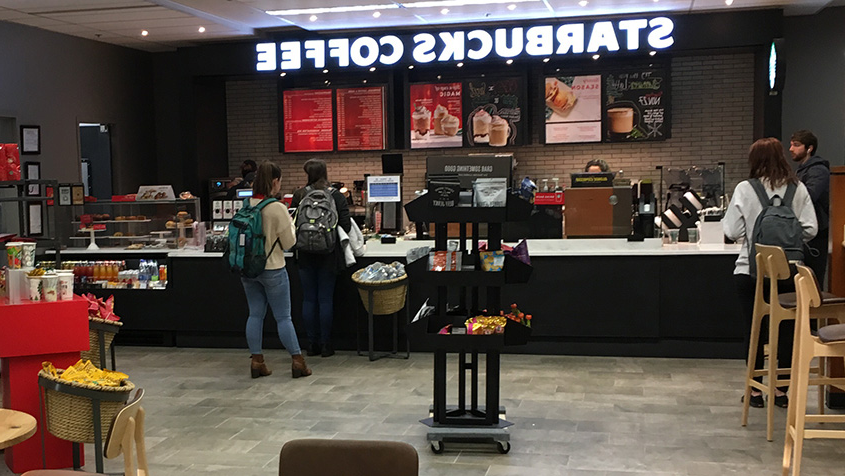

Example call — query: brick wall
[226,53,754,207]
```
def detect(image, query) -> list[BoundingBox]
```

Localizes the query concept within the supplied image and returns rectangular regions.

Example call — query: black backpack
[748,178,804,276]
[293,186,338,254]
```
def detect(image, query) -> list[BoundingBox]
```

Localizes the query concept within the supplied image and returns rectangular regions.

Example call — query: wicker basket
[39,369,134,444]
[352,269,407,315]
[80,317,123,366]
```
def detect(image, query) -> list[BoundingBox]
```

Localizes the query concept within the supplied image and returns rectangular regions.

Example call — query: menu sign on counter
[282,89,334,152]
[544,75,602,144]
[410,82,462,149]
[336,86,386,151]
[604,68,670,142]
[465,77,524,147]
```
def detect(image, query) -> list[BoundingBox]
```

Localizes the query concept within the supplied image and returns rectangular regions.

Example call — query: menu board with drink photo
[282,89,334,153]
[604,68,670,142]
[465,77,524,148]
[336,86,387,151]
[409,82,462,149]
[544,74,602,144]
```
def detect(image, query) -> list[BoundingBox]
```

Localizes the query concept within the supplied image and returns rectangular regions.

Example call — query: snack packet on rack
[42,360,129,387]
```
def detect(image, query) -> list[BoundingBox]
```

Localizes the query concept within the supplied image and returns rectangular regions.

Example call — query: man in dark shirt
[790,130,830,286]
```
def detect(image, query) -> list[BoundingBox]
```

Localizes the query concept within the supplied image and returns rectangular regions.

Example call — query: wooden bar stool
[741,244,834,441]
[782,266,845,476]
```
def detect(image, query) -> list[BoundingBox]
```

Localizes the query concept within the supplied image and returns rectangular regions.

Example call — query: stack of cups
[6,242,23,269]
[26,274,42,302]
[20,242,36,268]
[56,270,74,300]
[41,273,59,302]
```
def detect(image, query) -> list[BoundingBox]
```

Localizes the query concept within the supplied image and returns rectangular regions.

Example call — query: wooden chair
[740,244,845,440]
[279,438,418,476]
[22,388,147,476]
[783,265,845,476]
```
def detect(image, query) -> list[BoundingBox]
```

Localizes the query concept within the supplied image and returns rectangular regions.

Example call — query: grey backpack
[294,186,338,254]
[748,178,804,276]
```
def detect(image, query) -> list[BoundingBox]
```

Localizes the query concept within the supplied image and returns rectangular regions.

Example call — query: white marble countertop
[55,239,740,259]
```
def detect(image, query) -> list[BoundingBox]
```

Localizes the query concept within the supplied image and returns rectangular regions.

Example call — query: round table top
[0,408,37,450]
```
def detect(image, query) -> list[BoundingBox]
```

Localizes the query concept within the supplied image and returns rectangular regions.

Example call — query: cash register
[564,172,632,237]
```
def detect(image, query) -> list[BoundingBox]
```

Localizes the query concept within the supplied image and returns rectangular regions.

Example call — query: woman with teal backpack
[239,161,311,379]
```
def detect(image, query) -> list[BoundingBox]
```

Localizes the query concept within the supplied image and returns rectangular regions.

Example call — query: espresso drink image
[412,106,431,140]
[441,114,460,136]
[607,107,635,134]
[489,116,509,147]
[433,104,448,135]
[472,110,492,142]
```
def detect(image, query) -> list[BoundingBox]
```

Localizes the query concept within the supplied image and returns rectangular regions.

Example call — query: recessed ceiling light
[592,54,600,60]
[323,69,329,73]
[310,14,318,21]
[369,67,376,72]
[725,0,733,4]
[373,11,381,17]
[441,8,449,14]
[649,50,657,56]
[198,26,206,33]
[555,68,560,72]
[579,0,588,6]
[506,59,513,65]
[543,58,550,63]
[457,62,464,67]
[141,30,149,36]
[363,79,368,83]
[324,80,329,84]
[408,65,414,69]
[437,75,441,80]
[507,4,517,10]
[280,72,286,77]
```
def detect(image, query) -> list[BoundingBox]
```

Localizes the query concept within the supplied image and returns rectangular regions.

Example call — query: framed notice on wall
[604,67,671,142]
[335,86,386,151]
[282,89,334,153]
[544,75,602,144]
[465,76,524,148]
[409,82,462,149]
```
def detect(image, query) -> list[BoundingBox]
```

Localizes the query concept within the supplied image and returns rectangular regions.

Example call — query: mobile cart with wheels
[405,190,532,454]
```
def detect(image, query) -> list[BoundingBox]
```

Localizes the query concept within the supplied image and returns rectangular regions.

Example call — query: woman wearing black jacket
[291,159,351,357]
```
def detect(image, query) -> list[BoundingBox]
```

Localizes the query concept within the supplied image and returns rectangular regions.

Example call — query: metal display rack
[0,179,62,264]
[405,192,533,454]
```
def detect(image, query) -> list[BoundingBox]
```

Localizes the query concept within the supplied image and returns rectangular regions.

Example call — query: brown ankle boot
[251,354,272,378]
[291,354,312,378]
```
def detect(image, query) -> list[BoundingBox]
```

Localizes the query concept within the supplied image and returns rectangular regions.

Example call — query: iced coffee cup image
[489,116,510,147]
[411,105,431,140]
[433,104,449,135]
[441,114,460,136]
[471,109,492,143]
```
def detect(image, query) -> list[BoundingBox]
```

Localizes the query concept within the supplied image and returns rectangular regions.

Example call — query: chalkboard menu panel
[465,77,524,148]
[544,75,603,144]
[409,82,462,149]
[336,86,387,151]
[604,68,670,142]
[282,89,334,153]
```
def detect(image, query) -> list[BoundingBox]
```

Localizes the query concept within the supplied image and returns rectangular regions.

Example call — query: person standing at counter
[241,161,311,379]
[789,130,830,287]
[585,159,610,173]
[227,159,257,199]
[724,137,817,408]
[291,159,352,358]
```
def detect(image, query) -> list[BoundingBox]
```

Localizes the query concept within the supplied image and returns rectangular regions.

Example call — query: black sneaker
[774,394,789,408]
[742,394,765,408]
[321,344,335,357]
[306,343,321,357]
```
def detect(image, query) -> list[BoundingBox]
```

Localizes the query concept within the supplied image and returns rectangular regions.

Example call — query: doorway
[79,123,113,199]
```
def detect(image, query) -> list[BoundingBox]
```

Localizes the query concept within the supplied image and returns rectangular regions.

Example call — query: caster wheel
[496,442,511,454]
[431,441,444,454]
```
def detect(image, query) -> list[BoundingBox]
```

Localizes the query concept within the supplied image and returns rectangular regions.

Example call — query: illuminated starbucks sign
[256,17,675,72]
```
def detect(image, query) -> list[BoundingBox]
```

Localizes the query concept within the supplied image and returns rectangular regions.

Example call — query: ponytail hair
[252,161,282,196]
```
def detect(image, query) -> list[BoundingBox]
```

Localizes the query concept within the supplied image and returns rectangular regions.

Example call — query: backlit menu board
[282,89,334,152]
[409,82,463,149]
[465,77,524,147]
[605,68,670,142]
[336,87,386,151]
[544,75,602,144]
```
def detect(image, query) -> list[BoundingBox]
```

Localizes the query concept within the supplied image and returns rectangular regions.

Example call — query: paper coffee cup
[27,275,42,301]
[20,242,36,268]
[607,107,634,134]
[57,271,74,300]
[6,242,23,269]
[41,274,58,302]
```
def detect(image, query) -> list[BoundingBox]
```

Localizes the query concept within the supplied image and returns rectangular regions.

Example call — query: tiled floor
[4,347,845,475]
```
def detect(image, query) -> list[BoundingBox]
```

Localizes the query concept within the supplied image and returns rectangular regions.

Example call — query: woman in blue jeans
[291,159,352,357]
[241,161,311,378]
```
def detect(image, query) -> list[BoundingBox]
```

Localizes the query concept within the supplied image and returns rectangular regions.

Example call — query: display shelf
[404,193,532,224]
[407,315,531,351]
[106,235,152,240]
[71,220,152,224]
[406,254,532,285]
[83,199,196,205]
